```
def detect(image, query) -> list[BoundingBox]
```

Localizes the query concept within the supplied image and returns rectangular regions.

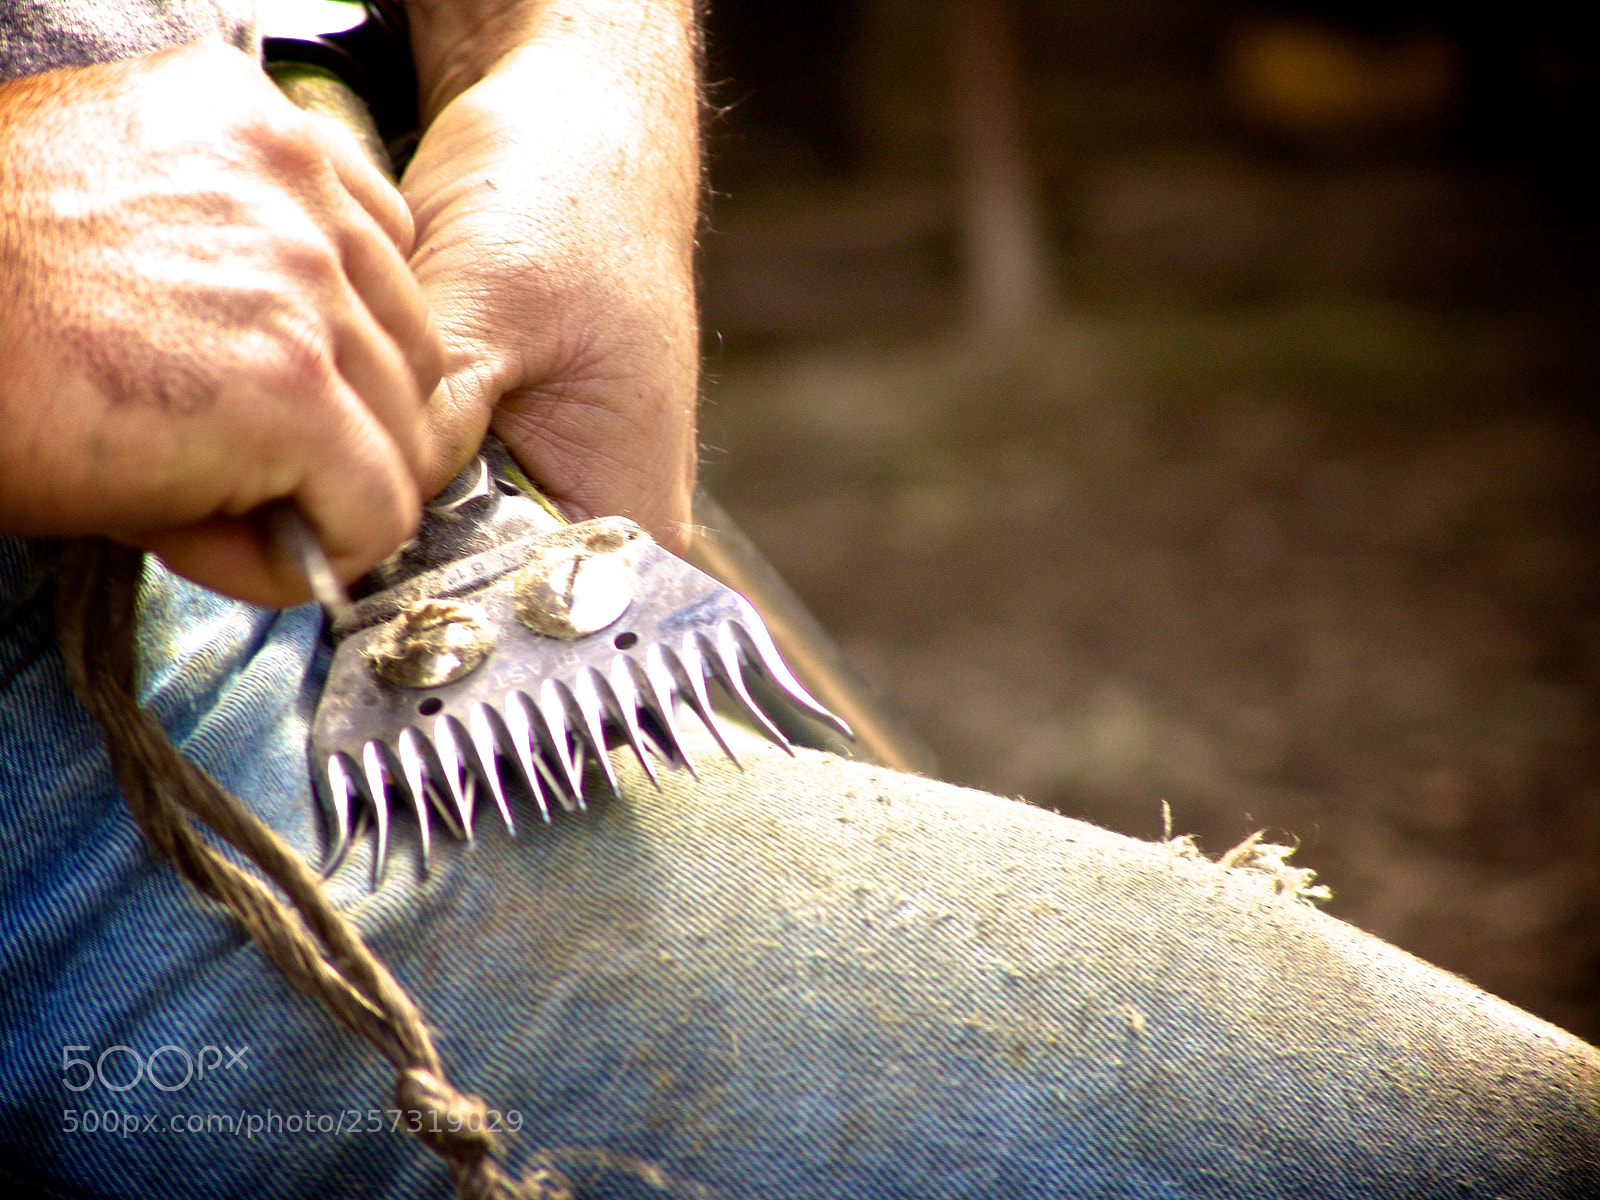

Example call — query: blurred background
[692,0,1599,1038]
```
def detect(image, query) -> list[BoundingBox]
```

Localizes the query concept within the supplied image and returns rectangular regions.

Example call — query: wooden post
[950,0,1051,331]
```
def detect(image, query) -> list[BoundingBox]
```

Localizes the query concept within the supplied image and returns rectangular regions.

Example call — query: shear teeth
[407,731,467,841]
[673,636,739,767]
[433,717,476,835]
[425,781,466,841]
[469,703,516,834]
[539,680,587,807]
[572,669,619,796]
[396,728,433,873]
[504,691,553,822]
[641,643,695,775]
[322,753,358,875]
[361,740,394,888]
[607,656,661,788]
[730,614,853,739]
[711,622,793,753]
[524,687,580,814]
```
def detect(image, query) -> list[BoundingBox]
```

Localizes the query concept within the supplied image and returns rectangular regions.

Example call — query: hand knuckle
[244,106,323,174]
[272,225,347,291]
[259,305,336,396]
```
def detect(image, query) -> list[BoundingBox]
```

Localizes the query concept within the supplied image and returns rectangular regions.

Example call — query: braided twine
[54,538,571,1200]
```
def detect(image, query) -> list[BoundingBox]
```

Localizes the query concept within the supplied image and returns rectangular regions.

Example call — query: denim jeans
[2,536,1597,1199]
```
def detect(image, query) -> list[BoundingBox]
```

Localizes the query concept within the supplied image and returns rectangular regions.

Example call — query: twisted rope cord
[54,538,569,1200]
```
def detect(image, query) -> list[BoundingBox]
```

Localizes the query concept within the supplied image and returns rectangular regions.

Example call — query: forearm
[403,0,699,134]
[403,0,699,271]
[394,0,702,543]
[412,0,697,276]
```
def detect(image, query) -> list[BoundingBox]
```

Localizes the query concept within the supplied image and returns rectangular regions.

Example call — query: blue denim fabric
[2,536,1598,1199]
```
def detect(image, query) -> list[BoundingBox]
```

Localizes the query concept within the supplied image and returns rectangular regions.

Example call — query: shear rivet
[367,599,495,689]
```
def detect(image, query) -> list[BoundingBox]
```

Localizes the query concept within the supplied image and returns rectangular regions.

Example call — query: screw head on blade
[367,599,495,690]
[512,519,641,639]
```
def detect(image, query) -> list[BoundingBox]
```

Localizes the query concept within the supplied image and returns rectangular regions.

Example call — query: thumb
[416,358,502,499]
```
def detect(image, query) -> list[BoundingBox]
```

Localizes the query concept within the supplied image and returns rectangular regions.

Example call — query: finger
[417,360,498,498]
[133,517,312,610]
[141,372,422,607]
[291,376,423,584]
[314,116,415,255]
[327,289,431,482]
[334,199,444,396]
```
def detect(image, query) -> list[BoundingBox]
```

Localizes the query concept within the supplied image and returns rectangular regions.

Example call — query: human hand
[0,40,444,606]
[400,1,700,552]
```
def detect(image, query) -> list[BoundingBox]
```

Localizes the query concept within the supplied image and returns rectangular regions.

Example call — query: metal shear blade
[309,458,850,887]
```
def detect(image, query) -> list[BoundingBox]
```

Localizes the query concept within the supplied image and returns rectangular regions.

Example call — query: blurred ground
[696,1,1600,1038]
